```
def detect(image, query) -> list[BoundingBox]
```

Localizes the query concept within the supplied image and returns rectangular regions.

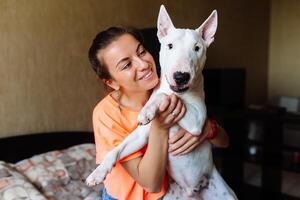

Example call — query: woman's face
[98,34,159,93]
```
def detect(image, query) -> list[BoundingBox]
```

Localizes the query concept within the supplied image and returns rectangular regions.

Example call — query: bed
[0,131,103,200]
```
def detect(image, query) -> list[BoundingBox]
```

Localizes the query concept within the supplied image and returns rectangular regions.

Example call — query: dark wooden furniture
[210,106,300,200]
[0,131,94,163]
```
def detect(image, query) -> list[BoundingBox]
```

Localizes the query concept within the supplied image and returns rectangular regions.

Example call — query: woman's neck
[119,90,151,111]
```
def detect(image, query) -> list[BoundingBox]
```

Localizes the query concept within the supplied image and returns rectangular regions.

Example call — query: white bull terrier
[86,5,238,200]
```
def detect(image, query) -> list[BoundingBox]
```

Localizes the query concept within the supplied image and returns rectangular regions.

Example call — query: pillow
[0,161,47,200]
[15,144,103,199]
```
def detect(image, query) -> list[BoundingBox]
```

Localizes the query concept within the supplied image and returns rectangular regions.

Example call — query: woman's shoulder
[93,93,118,116]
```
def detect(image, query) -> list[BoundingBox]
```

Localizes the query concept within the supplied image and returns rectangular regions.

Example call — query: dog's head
[157,5,217,93]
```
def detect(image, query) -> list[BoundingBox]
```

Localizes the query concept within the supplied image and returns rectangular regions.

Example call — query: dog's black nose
[173,72,190,85]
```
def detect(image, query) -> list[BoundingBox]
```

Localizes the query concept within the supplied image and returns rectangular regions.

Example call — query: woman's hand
[151,94,186,131]
[121,94,186,192]
[168,119,229,155]
[168,128,206,156]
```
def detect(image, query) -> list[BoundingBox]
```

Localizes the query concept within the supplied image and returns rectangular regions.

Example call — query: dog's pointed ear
[196,10,218,47]
[157,5,175,41]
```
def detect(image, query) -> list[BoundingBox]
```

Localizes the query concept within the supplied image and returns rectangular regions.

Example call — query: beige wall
[0,0,270,138]
[268,0,300,99]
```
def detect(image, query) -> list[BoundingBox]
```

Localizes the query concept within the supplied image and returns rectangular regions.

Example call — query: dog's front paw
[138,93,167,125]
[137,105,157,125]
[86,166,106,186]
[86,150,120,186]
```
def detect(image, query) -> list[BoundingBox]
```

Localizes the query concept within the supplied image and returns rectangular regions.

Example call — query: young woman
[88,27,229,200]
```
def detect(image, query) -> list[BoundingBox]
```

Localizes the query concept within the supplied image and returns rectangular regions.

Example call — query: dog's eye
[167,43,173,49]
[195,46,200,52]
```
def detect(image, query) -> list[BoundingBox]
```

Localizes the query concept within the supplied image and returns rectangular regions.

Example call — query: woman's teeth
[142,71,152,80]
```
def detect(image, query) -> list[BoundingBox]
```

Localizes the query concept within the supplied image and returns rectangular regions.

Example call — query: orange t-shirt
[93,93,168,200]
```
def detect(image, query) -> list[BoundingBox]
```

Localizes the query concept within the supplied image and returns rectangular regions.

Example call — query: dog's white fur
[86,5,237,200]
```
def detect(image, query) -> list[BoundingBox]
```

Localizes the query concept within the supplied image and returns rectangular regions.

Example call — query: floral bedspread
[0,144,103,200]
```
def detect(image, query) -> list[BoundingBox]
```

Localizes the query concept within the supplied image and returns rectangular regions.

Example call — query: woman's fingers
[163,97,182,124]
[172,103,186,123]
[169,128,186,144]
[158,96,171,112]
[169,130,209,155]
[160,94,178,117]
[156,94,186,127]
[177,142,199,155]
[169,132,194,152]
[169,136,199,155]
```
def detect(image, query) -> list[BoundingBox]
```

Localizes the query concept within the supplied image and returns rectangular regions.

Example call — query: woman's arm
[121,121,168,193]
[168,119,229,155]
[121,94,185,193]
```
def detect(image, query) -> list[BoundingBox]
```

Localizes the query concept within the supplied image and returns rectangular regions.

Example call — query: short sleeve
[92,98,142,164]
[93,111,123,164]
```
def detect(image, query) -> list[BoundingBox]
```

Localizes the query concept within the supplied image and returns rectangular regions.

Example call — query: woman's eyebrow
[116,57,129,68]
[136,43,142,52]
[115,43,142,68]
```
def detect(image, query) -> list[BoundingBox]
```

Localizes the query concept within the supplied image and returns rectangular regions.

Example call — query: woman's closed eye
[138,47,147,57]
[122,62,131,70]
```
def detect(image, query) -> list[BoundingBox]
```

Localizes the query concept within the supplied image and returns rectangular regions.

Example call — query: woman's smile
[138,69,153,81]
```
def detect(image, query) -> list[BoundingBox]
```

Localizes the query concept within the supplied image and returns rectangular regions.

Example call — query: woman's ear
[103,79,120,91]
